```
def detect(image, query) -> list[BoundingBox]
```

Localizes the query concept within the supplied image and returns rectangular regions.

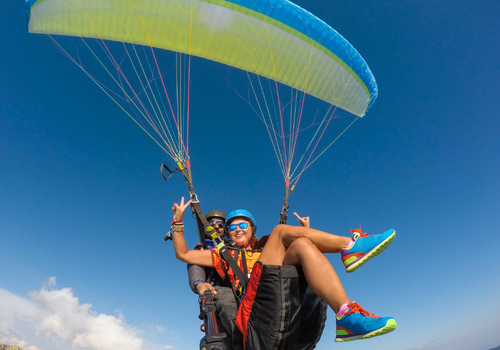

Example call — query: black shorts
[234,262,327,350]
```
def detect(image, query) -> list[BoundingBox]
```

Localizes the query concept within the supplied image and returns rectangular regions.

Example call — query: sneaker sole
[346,229,396,273]
[335,318,397,342]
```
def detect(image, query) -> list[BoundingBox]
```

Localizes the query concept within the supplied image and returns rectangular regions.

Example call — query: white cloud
[155,326,166,333]
[0,279,151,350]
[0,287,38,340]
[406,340,440,350]
[30,286,144,350]
[46,277,57,287]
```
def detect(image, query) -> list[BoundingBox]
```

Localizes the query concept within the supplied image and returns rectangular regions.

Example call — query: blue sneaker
[335,302,397,342]
[341,228,395,273]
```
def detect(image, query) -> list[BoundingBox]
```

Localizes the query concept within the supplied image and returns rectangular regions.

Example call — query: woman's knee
[269,224,288,240]
[271,224,288,234]
[270,224,310,248]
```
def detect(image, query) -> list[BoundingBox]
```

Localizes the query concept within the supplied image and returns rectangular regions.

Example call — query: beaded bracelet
[172,223,184,232]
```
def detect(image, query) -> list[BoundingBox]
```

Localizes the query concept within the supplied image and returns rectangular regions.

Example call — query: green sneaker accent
[343,256,357,266]
[361,318,397,340]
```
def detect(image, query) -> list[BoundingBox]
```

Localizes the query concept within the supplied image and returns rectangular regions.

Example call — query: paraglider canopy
[26,0,378,221]
[26,0,377,114]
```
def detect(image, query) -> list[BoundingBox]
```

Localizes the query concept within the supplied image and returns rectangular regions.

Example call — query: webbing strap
[241,250,248,282]
[279,182,290,224]
[191,200,210,250]
[218,243,249,291]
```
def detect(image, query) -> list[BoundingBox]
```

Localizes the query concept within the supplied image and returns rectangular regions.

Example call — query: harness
[218,243,263,303]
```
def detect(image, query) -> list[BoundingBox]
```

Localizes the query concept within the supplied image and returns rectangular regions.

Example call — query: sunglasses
[209,220,225,228]
[227,222,249,231]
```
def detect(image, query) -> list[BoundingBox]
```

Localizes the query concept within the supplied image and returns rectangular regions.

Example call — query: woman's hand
[172,197,192,222]
[293,212,310,228]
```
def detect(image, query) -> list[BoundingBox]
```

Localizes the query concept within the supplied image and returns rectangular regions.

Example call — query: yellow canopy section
[27,0,373,117]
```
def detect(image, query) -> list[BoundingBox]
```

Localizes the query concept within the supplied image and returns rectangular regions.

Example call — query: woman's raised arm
[171,197,213,267]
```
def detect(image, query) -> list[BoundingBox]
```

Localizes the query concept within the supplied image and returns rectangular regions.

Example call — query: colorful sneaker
[335,302,397,342]
[341,228,395,273]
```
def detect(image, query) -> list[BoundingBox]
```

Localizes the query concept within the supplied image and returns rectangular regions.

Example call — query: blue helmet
[226,209,257,239]
[226,209,258,244]
[226,209,256,227]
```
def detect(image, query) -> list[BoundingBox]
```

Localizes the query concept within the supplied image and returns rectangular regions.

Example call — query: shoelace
[344,302,378,319]
[349,227,373,239]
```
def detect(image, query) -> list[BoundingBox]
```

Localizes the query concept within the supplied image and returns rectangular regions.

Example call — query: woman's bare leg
[281,237,349,313]
[257,226,398,340]
[258,224,350,265]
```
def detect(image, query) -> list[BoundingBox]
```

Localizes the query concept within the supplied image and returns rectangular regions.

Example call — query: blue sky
[2,1,500,350]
